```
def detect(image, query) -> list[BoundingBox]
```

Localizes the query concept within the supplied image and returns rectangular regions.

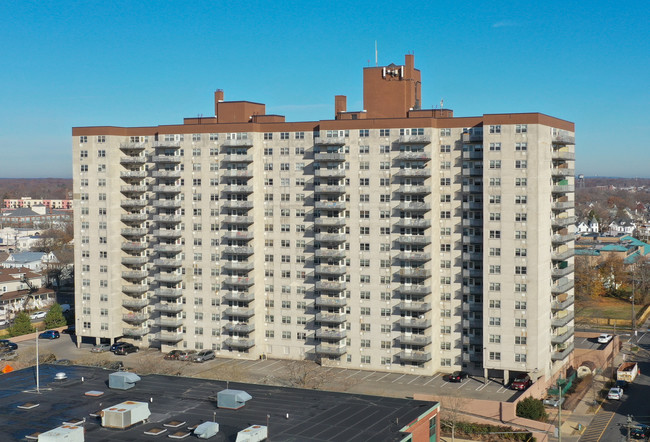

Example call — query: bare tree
[284,360,325,389]
[440,394,469,442]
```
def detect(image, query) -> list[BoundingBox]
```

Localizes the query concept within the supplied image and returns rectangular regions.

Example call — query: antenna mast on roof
[375,40,378,66]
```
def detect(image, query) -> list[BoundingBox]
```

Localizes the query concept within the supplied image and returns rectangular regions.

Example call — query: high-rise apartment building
[72,55,575,382]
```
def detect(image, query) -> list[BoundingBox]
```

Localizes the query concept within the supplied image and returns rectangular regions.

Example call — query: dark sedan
[448,371,468,382]
[114,343,139,355]
[0,339,18,350]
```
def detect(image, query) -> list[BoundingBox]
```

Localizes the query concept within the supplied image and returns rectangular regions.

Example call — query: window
[515,248,527,257]
[489,143,501,151]
[360,323,371,331]
[515,196,527,204]
[440,128,451,136]
[79,136,88,143]
[515,266,527,275]
[515,160,527,169]
[489,160,501,169]
[515,178,527,186]
[515,231,527,239]
[515,301,527,310]
[489,352,501,361]
[489,317,501,326]
[359,129,369,137]
[489,230,501,239]
[359,145,369,154]
[440,144,451,153]
[489,247,501,256]
[489,213,501,221]
[360,339,371,348]
[489,334,501,343]
[440,178,451,186]
[360,178,369,186]
[489,282,501,291]
[295,131,305,139]
[97,135,106,143]
[489,265,501,275]
[515,124,527,134]
[515,319,527,327]
[280,132,289,140]
[264,132,273,140]
[515,336,527,345]
[516,142,527,151]
[489,125,501,134]
[380,129,390,137]
[515,213,527,222]
[515,353,527,362]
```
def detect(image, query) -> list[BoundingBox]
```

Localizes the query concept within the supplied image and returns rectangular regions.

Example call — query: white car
[598,334,613,344]
[30,311,47,320]
[607,387,623,400]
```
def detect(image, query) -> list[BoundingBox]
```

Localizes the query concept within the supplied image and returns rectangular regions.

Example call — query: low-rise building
[0,267,54,321]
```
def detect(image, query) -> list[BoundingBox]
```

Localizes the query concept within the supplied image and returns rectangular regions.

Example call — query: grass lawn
[576,296,634,320]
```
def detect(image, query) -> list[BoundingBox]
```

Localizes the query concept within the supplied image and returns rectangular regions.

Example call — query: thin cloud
[492,20,520,28]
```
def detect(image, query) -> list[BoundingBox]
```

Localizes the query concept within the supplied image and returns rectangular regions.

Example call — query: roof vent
[217,389,252,410]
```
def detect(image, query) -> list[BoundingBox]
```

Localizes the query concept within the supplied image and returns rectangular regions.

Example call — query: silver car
[193,350,215,363]
[91,343,111,353]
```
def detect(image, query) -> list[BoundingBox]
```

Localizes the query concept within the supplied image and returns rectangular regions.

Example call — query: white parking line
[247,360,267,368]
[265,360,280,369]
[361,371,376,381]
[423,375,438,386]
[392,374,406,383]
[376,373,391,382]
[346,370,359,379]
[497,385,509,393]
[407,376,421,385]
[476,380,491,391]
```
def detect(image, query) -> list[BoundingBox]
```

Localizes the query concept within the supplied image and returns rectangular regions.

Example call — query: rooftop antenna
[440,99,444,109]
[375,40,378,66]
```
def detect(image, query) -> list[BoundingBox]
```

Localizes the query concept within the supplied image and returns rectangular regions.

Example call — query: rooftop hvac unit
[108,372,141,390]
[101,401,150,429]
[195,421,219,439]
[37,425,84,442]
[217,389,252,410]
[236,425,267,442]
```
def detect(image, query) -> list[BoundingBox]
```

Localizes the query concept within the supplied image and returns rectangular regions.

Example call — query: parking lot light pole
[557,379,564,442]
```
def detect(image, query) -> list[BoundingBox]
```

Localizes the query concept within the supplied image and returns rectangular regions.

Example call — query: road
[583,330,650,442]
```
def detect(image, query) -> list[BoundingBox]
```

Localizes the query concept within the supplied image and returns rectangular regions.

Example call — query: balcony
[396,235,431,245]
[551,233,575,244]
[222,200,254,209]
[552,216,576,228]
[462,286,482,295]
[152,140,181,148]
[123,327,150,337]
[223,277,254,286]
[315,201,346,210]
[154,229,182,239]
[315,329,347,340]
[121,255,148,265]
[223,261,254,271]
[223,215,254,225]
[155,288,183,299]
[153,243,182,253]
[120,156,147,165]
[155,273,183,283]
[152,185,181,194]
[395,218,431,228]
[122,270,148,280]
[462,151,483,160]
[152,199,182,209]
[397,351,431,363]
[222,231,254,241]
[462,252,482,261]
[552,167,575,177]
[552,134,575,145]
[155,303,184,313]
[222,169,253,178]
[120,142,147,151]
[551,342,574,361]
[551,327,574,344]
[223,246,254,255]
[154,258,183,268]
[462,219,482,227]
[222,291,255,302]
[151,170,182,178]
[221,138,254,147]
[462,302,482,313]
[552,277,574,294]
[314,153,346,161]
[224,307,255,317]
[156,331,184,343]
[462,184,482,193]
[223,185,253,194]
[396,152,430,161]
[314,185,345,194]
[397,334,431,346]
[155,317,183,327]
[153,214,182,223]
[315,265,346,276]
[223,322,255,333]
[396,202,430,211]
[316,312,347,324]
[552,201,573,210]
[120,185,147,193]
[152,155,182,163]
[314,136,346,145]
[121,213,148,223]
[552,295,575,311]
[462,268,482,278]
[394,168,431,178]
[120,199,147,208]
[398,268,431,278]
[315,344,347,356]
[396,252,431,261]
[222,154,253,163]
[398,135,431,144]
[314,248,346,258]
[314,233,346,243]
[122,298,149,308]
[315,281,346,291]
[462,235,483,244]
[552,249,575,261]
[462,201,482,210]
[552,185,575,193]
[122,313,148,324]
[462,132,483,143]
[462,167,483,177]
[223,337,255,349]
[314,217,346,227]
[552,265,575,278]
[551,312,574,327]
[398,285,431,296]
[121,228,147,237]
[398,317,431,329]
[552,150,575,160]
[314,169,346,178]
[122,284,148,295]
[397,185,430,195]
[315,296,347,307]
[397,302,430,313]
[120,170,147,179]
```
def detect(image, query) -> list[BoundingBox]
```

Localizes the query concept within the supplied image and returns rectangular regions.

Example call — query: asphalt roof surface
[0,365,436,441]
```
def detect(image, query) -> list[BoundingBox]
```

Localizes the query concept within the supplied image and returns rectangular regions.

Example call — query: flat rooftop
[0,364,437,441]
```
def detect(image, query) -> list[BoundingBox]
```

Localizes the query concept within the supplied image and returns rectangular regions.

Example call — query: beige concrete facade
[72,57,575,382]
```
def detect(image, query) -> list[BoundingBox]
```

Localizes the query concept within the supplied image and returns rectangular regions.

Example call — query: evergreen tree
[44,304,67,329]
[9,312,35,337]
[516,397,548,422]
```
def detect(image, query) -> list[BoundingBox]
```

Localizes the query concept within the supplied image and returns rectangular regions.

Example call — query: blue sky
[0,1,648,178]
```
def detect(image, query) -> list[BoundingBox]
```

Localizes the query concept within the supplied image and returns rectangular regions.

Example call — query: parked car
[543,396,565,407]
[630,424,650,439]
[607,387,623,400]
[598,334,613,344]
[110,342,127,352]
[62,325,76,334]
[511,374,532,390]
[39,330,60,339]
[447,371,468,382]
[0,339,18,350]
[164,350,183,360]
[177,350,197,361]
[30,311,46,320]
[193,350,216,363]
[615,380,629,390]
[114,343,139,355]
[91,343,111,353]
[0,319,7,326]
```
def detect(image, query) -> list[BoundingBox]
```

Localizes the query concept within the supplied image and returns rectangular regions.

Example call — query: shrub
[44,303,67,329]
[516,397,548,422]
[8,312,35,337]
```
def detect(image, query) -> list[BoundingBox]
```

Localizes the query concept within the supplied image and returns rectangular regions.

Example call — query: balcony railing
[155,317,183,327]
[315,344,347,356]
[552,248,575,261]
[551,295,575,311]
[398,317,431,329]
[314,233,346,243]
[152,185,181,194]
[154,273,183,283]
[397,301,431,313]
[154,258,183,267]
[551,216,576,228]
[315,329,347,340]
[120,170,147,179]
[222,154,253,163]
[395,152,431,161]
[397,334,432,346]
[551,342,574,361]
[314,248,346,258]
[396,252,431,261]
[314,169,346,178]
[315,265,346,276]
[122,284,148,294]
[397,350,432,362]
[398,285,431,296]
[223,322,255,333]
[551,233,575,244]
[222,200,254,209]
[222,169,253,178]
[222,291,255,302]
[121,228,147,237]
[156,331,184,342]
[394,169,431,177]
[222,231,254,241]
[314,217,346,227]
[551,327,574,344]
[314,136,346,145]
[552,185,575,193]
[397,268,431,278]
[315,281,346,291]
[223,277,254,286]
[398,135,431,144]
[153,214,182,223]
[314,153,346,161]
[122,270,148,280]
[552,264,575,278]
[223,337,255,348]
[222,261,254,271]
[222,138,254,147]
[153,243,182,253]
[121,256,148,265]
[552,201,573,210]
[120,199,147,208]
[120,185,147,193]
[397,185,429,195]
[121,213,148,223]
[151,170,181,178]
[395,218,431,228]
[396,202,430,211]
[396,235,431,245]
[224,307,255,317]
[152,200,182,208]
[551,312,574,327]
[552,134,575,145]
[552,150,575,160]
[315,201,346,210]
[223,185,253,194]
[122,313,149,324]
[316,312,347,323]
[223,246,254,255]
[151,155,182,163]
[315,296,347,307]
[155,288,183,299]
[314,185,345,193]
[552,168,575,177]
[155,303,184,313]
[122,298,149,308]
[222,215,254,225]
[123,327,150,337]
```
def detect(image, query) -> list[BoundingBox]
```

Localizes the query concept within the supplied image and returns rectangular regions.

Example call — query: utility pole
[627,414,633,442]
